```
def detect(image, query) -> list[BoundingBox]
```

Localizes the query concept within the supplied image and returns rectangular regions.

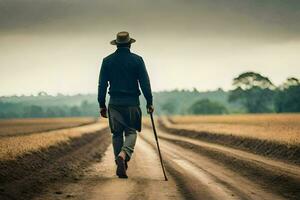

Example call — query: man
[98,31,154,179]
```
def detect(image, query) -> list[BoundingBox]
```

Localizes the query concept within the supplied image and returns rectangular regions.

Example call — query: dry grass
[165,114,300,145]
[0,122,107,161]
[0,117,98,137]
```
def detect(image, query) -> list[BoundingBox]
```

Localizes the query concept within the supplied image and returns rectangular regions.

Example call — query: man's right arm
[98,59,108,110]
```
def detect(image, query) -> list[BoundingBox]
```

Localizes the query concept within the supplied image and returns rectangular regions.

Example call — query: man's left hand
[147,105,154,114]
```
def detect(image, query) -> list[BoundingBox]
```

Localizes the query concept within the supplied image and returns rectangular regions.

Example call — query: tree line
[0,100,99,118]
[228,72,300,113]
[163,72,299,115]
[0,71,299,118]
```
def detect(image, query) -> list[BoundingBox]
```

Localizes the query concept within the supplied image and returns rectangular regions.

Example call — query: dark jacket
[98,47,153,108]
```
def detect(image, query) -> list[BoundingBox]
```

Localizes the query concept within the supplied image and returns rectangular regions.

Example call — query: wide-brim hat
[110,31,136,45]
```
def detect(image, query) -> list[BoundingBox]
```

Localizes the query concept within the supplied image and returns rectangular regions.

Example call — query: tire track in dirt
[33,127,294,200]
[140,128,285,200]
[158,129,300,179]
[158,118,300,165]
[35,134,183,200]
[155,128,300,199]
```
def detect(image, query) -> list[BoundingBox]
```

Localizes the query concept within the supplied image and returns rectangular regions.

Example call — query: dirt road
[34,126,300,200]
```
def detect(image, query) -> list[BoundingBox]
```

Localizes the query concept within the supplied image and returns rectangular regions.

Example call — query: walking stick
[149,112,168,181]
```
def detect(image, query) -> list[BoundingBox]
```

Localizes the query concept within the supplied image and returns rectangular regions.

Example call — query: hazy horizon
[0,87,227,98]
[1,0,300,96]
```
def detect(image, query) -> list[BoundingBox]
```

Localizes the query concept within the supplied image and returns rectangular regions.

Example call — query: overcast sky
[0,0,299,96]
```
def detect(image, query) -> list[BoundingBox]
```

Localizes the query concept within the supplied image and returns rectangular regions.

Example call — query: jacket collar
[116,47,130,53]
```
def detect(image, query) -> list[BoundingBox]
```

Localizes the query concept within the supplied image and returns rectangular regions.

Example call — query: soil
[0,128,110,200]
[158,119,300,165]
[1,124,299,200]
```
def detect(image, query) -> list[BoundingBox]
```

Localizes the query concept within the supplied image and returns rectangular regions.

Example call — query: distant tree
[44,106,67,117]
[38,91,48,96]
[24,105,44,117]
[58,107,67,117]
[70,106,81,116]
[229,72,275,113]
[189,99,227,115]
[231,72,274,90]
[45,107,57,117]
[275,77,300,112]
[281,77,300,88]
[192,87,199,93]
[217,88,223,92]
[161,100,177,115]
[79,100,98,116]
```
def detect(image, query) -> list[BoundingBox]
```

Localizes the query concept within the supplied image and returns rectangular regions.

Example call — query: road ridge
[140,128,284,200]
[154,128,300,199]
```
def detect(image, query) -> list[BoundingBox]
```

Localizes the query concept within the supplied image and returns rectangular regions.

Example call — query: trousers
[108,104,142,161]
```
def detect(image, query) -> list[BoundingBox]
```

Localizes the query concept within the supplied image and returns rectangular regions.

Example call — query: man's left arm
[137,57,154,113]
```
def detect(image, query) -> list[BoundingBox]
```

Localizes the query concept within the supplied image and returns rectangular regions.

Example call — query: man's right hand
[100,107,108,118]
[147,105,154,114]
